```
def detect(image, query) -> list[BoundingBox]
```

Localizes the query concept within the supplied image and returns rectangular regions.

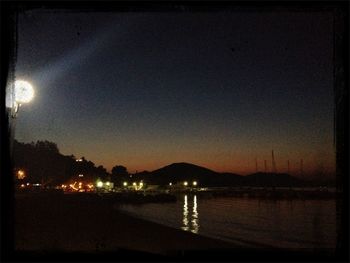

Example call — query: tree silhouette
[111,165,128,185]
[13,140,110,186]
[35,140,59,154]
[111,165,128,176]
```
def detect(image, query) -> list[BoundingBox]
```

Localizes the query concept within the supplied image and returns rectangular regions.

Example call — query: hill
[13,140,109,186]
[134,162,305,187]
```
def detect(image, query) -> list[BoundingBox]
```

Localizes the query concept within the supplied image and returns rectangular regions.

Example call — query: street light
[7,80,35,157]
[11,80,34,118]
[14,80,34,103]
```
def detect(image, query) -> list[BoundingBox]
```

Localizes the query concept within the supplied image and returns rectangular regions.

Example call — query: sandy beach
[15,193,240,257]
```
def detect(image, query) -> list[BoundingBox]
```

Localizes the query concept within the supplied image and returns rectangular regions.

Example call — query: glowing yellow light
[139,182,143,187]
[169,182,172,186]
[17,170,26,179]
[97,181,103,188]
[106,182,110,186]
[14,80,34,104]
[123,182,128,187]
[192,181,197,186]
[79,182,82,185]
[78,174,84,177]
[183,181,188,186]
[69,182,78,191]
[132,182,136,186]
[20,184,25,188]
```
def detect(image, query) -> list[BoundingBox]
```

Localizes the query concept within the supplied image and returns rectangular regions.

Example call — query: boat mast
[272,150,277,173]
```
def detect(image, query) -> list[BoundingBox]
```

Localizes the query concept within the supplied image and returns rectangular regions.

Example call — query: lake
[117,194,337,249]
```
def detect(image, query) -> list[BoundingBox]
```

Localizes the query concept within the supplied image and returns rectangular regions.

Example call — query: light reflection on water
[191,195,199,234]
[181,195,189,231]
[181,195,199,233]
[117,194,336,249]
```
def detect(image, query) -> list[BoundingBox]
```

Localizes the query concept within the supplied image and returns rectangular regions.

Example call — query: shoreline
[13,192,338,261]
[15,193,241,255]
[17,185,339,201]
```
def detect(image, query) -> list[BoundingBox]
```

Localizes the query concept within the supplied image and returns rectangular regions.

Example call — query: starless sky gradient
[14,10,335,176]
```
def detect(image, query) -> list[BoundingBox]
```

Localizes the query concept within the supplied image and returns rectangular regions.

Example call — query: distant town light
[106,182,110,186]
[26,183,30,186]
[139,182,143,187]
[97,181,103,188]
[132,182,136,186]
[123,182,128,187]
[183,181,188,186]
[193,181,197,186]
[78,174,84,177]
[20,184,25,188]
[169,182,172,186]
[76,158,83,162]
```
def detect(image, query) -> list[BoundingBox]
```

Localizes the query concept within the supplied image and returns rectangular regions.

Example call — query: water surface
[117,194,337,249]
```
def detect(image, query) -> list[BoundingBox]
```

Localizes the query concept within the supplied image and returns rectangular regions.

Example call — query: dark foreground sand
[15,193,240,257]
[13,193,339,261]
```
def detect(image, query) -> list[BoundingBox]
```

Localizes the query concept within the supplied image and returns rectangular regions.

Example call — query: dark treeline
[13,140,110,186]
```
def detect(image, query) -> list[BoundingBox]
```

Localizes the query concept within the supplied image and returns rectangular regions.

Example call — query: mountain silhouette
[134,162,305,187]
[153,162,217,177]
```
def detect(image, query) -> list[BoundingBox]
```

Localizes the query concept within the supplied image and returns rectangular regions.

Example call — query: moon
[14,80,34,104]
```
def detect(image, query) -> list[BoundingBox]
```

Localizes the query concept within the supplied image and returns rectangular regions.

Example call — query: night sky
[14,10,335,176]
